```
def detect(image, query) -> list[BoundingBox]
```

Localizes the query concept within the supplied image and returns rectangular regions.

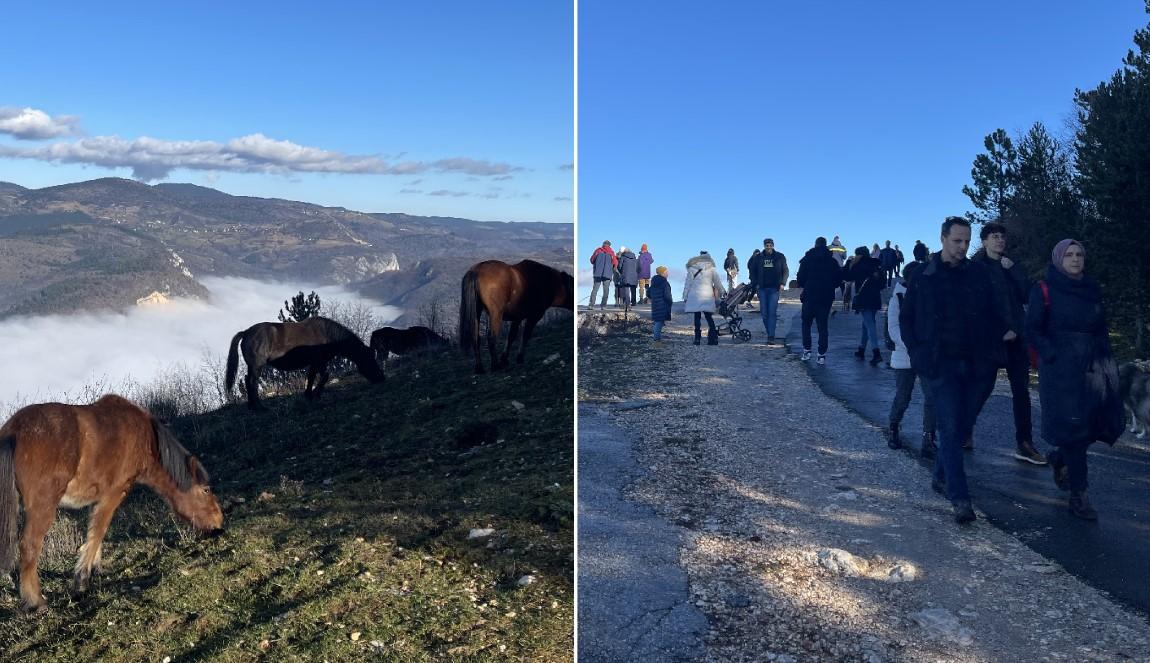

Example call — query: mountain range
[0,178,572,322]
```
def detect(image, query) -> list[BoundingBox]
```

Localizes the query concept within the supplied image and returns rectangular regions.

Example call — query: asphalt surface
[780,300,1150,618]
[577,407,707,662]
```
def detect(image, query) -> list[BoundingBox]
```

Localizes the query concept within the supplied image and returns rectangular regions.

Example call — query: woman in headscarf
[1025,239,1123,520]
[683,251,725,346]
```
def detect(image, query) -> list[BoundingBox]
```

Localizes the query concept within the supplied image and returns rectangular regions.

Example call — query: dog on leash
[1119,361,1150,439]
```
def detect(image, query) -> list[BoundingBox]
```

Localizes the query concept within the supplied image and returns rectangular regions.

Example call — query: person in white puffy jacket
[683,251,726,346]
[887,264,937,455]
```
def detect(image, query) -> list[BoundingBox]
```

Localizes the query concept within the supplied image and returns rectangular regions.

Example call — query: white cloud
[0,106,81,139]
[0,276,400,417]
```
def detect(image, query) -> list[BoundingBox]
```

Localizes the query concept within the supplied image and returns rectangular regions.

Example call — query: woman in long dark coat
[648,265,673,342]
[1025,239,1123,520]
[843,246,884,364]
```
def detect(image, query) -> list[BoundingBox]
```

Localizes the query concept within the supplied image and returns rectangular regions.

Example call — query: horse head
[558,271,575,310]
[155,422,224,535]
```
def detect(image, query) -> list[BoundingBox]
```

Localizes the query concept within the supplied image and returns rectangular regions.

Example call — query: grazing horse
[459,259,574,373]
[226,316,384,410]
[0,394,224,613]
[370,325,448,361]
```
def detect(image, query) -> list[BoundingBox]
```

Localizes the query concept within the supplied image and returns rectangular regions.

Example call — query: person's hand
[1000,256,1014,269]
[1003,330,1017,342]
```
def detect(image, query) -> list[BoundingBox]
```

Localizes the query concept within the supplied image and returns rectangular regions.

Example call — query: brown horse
[459,259,574,373]
[370,325,448,361]
[226,316,385,410]
[0,394,223,613]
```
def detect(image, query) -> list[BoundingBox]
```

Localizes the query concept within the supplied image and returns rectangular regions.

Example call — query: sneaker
[870,349,883,365]
[854,346,865,359]
[1069,492,1098,521]
[816,354,826,365]
[1013,440,1047,465]
[800,350,811,362]
[931,477,946,495]
[887,424,902,449]
[952,499,977,524]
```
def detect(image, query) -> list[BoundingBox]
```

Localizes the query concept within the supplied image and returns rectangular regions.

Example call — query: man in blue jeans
[748,238,788,346]
[900,217,1012,524]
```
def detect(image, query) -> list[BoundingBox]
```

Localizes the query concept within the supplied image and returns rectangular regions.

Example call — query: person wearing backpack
[971,222,1045,464]
[589,240,617,310]
[1026,239,1124,520]
[843,246,884,365]
[886,264,937,454]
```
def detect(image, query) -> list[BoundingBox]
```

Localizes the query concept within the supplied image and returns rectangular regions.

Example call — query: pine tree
[278,291,322,322]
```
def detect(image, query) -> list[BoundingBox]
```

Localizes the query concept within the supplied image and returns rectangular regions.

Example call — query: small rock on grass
[516,575,536,587]
[468,528,496,540]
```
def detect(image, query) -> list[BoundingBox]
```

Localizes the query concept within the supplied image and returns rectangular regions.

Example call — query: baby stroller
[716,283,754,342]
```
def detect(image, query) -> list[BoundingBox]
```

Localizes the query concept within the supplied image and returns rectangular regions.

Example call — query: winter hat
[1052,239,1085,278]
[656,265,668,276]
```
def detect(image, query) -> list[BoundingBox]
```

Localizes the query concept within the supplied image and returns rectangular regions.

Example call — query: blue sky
[0,1,572,223]
[578,1,1149,296]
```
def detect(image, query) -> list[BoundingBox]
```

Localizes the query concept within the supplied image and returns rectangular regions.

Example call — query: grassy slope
[0,323,574,662]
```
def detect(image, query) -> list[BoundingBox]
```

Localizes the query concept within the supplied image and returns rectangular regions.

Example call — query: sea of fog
[0,277,401,417]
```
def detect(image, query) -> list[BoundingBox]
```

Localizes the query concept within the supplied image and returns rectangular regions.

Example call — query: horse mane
[152,419,202,491]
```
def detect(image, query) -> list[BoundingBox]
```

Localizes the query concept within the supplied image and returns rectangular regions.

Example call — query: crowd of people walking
[588,216,1127,525]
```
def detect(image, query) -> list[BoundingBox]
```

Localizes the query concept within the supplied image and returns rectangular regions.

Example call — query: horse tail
[225,330,245,395]
[0,432,18,574]
[459,268,480,355]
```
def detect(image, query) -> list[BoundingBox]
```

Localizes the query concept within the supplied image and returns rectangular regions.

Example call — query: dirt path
[578,304,1150,662]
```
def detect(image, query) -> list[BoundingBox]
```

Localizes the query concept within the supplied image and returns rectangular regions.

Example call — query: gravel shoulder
[578,302,1150,663]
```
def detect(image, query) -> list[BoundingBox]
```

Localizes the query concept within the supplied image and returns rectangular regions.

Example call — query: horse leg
[517,317,541,364]
[245,361,265,411]
[314,365,330,400]
[305,365,318,401]
[17,493,61,612]
[502,320,521,368]
[486,311,503,372]
[73,490,128,595]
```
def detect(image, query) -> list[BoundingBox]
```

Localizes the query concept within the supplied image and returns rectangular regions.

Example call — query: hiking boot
[962,435,974,450]
[1049,452,1070,491]
[952,499,976,524]
[921,432,937,459]
[766,336,778,347]
[870,348,883,365]
[801,349,812,362]
[1069,492,1098,520]
[931,477,946,495]
[854,346,866,359]
[816,354,826,365]
[887,423,902,449]
[1013,440,1047,465]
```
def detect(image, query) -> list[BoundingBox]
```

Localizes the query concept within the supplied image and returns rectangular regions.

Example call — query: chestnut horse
[226,316,385,410]
[459,259,574,373]
[0,394,223,613]
[370,325,448,361]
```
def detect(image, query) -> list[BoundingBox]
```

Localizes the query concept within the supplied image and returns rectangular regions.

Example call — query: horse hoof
[21,600,47,615]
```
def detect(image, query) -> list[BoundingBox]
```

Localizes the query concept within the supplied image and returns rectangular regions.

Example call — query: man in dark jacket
[589,240,617,310]
[617,247,639,308]
[894,245,905,278]
[752,238,788,346]
[972,222,1045,465]
[879,241,898,287]
[797,237,841,364]
[723,249,740,292]
[900,217,1012,524]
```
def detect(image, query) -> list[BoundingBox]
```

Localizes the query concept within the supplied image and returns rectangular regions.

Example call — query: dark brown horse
[226,316,384,410]
[370,326,448,361]
[0,394,224,613]
[459,259,574,373]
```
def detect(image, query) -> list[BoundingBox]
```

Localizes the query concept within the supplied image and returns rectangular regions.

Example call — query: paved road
[780,302,1150,618]
[577,407,707,662]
